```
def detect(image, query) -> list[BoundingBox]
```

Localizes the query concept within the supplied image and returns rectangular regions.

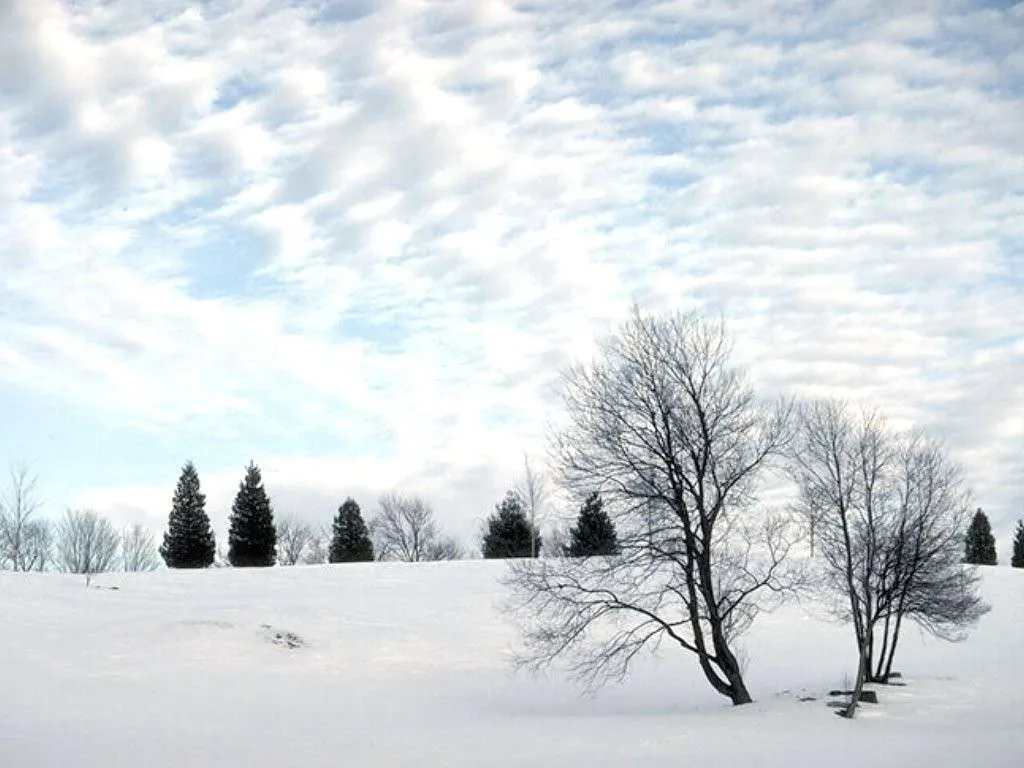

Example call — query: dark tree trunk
[839,643,869,719]
[881,611,904,682]
[871,612,892,682]
[720,653,753,705]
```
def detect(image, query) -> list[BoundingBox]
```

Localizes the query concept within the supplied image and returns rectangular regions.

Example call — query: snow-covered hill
[2,561,1020,767]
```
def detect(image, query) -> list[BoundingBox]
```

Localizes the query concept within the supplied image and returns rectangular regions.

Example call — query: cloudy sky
[1,0,1021,556]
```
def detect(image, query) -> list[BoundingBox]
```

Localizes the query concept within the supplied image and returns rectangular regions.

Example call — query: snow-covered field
[2,561,1020,767]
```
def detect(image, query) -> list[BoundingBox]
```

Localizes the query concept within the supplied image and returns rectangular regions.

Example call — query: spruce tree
[329,497,375,563]
[160,461,216,569]
[567,491,620,557]
[227,461,277,567]
[964,507,997,565]
[1011,520,1024,569]
[482,490,541,559]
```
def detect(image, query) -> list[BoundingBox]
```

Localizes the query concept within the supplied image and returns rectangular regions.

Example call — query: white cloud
[0,0,1021,554]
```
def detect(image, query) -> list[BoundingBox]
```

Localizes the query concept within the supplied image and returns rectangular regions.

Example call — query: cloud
[1,0,1021,554]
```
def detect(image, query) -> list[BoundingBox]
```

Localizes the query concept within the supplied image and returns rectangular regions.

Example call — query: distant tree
[304,527,329,564]
[160,461,216,569]
[0,463,49,571]
[56,510,120,575]
[482,490,541,559]
[20,520,53,572]
[371,493,459,562]
[214,541,230,568]
[1011,520,1024,569]
[542,523,570,558]
[428,534,465,561]
[228,461,277,567]
[121,524,159,572]
[276,517,314,565]
[329,498,374,563]
[964,508,997,565]
[566,492,619,557]
[517,454,547,558]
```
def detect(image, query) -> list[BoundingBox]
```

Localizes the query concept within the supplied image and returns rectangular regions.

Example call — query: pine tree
[567,491,620,557]
[482,490,541,559]
[329,497,374,563]
[964,507,997,565]
[160,461,216,569]
[1011,520,1024,569]
[227,461,277,567]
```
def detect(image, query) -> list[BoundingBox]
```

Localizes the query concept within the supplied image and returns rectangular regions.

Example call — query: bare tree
[303,526,329,564]
[542,523,570,558]
[276,517,314,565]
[518,453,547,558]
[789,400,988,718]
[426,534,465,561]
[121,524,160,572]
[22,519,53,571]
[371,493,460,562]
[507,308,797,706]
[0,463,47,571]
[56,510,120,575]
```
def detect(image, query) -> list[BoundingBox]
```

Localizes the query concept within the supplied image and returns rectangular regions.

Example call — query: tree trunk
[839,641,869,719]
[881,611,904,683]
[721,656,753,705]
[870,614,891,683]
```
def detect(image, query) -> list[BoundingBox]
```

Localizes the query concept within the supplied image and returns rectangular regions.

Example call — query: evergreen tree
[227,461,277,567]
[1011,520,1024,569]
[329,497,374,563]
[160,461,216,569]
[482,490,541,559]
[567,491,620,557]
[964,507,997,565]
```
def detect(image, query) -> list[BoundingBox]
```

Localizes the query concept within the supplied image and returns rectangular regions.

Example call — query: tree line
[158,460,623,569]
[0,459,626,575]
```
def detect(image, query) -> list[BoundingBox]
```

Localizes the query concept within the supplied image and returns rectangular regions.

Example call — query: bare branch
[0,463,47,571]
[121,524,159,572]
[303,527,329,564]
[518,453,548,558]
[276,517,314,565]
[56,510,120,575]
[371,493,461,562]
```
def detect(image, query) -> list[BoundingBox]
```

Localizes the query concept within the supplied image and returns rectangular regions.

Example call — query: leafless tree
[276,517,314,565]
[518,454,547,558]
[506,308,798,706]
[0,463,48,571]
[213,540,230,568]
[22,519,53,571]
[55,509,121,575]
[542,523,570,558]
[303,526,329,564]
[427,534,465,561]
[789,400,988,718]
[121,524,160,572]
[371,493,460,562]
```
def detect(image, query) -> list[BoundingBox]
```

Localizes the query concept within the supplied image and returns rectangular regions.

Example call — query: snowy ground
[2,561,1020,767]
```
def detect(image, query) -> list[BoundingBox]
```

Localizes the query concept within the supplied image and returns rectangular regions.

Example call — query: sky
[0,0,1021,557]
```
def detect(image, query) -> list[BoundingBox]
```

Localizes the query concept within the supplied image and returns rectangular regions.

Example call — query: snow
[2,561,1021,767]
